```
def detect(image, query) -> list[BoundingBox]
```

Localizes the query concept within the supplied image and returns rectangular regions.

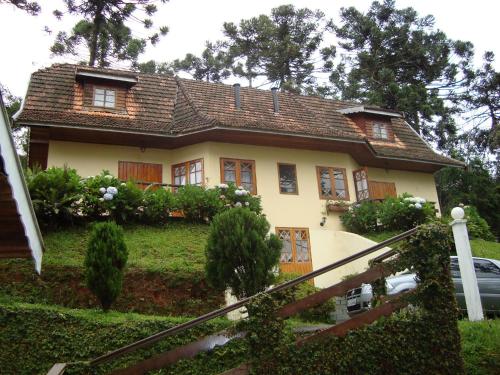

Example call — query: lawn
[364,231,500,261]
[43,222,210,274]
[459,319,500,375]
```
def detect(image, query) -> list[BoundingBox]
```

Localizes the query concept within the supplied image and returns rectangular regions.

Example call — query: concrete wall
[47,140,437,287]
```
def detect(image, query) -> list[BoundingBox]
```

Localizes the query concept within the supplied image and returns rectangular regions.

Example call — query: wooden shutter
[118,161,162,190]
[368,181,397,200]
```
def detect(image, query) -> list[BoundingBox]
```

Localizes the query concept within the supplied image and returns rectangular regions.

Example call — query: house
[0,93,43,273]
[14,64,462,285]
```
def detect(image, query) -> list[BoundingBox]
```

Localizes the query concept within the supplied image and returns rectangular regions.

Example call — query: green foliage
[378,194,436,231]
[331,0,474,144]
[341,194,435,234]
[463,206,495,241]
[469,239,500,261]
[217,183,262,214]
[205,208,281,298]
[459,319,500,375]
[141,188,175,224]
[2,0,40,15]
[340,199,379,233]
[85,222,128,311]
[436,159,500,238]
[25,166,82,227]
[175,184,223,222]
[81,171,143,223]
[0,301,238,375]
[50,0,169,67]
[277,273,335,323]
[244,222,464,374]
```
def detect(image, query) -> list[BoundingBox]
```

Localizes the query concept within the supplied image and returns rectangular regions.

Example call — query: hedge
[0,301,245,375]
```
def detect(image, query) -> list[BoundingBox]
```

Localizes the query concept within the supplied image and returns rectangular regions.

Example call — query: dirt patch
[0,262,224,316]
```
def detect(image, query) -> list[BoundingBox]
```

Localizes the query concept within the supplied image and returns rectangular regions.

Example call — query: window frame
[277,163,298,195]
[315,166,350,201]
[93,87,116,108]
[372,123,389,140]
[219,158,257,194]
[275,227,311,264]
[171,158,204,187]
[353,167,370,201]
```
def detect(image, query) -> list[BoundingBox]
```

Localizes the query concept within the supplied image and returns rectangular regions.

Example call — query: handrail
[88,226,417,367]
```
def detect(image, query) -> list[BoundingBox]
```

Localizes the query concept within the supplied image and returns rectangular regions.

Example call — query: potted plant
[326,200,349,213]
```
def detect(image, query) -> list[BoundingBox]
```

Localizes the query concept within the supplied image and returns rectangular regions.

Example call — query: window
[172,159,204,187]
[278,163,298,194]
[93,88,116,108]
[353,168,370,201]
[450,258,500,279]
[276,228,311,264]
[373,123,389,139]
[118,161,162,190]
[316,166,349,200]
[220,158,256,194]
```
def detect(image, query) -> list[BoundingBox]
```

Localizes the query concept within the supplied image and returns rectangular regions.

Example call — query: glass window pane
[279,164,297,193]
[474,259,500,278]
[278,230,293,263]
[223,161,236,183]
[319,168,332,197]
[295,230,310,262]
[105,90,115,98]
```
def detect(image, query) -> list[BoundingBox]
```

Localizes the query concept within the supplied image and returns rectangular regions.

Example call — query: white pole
[450,207,484,321]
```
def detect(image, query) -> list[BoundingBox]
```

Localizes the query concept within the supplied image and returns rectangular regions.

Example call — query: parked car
[346,256,500,316]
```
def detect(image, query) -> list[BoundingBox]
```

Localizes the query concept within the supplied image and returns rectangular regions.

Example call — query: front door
[276,228,313,279]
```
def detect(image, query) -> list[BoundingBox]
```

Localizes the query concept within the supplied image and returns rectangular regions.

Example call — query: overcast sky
[0,0,498,97]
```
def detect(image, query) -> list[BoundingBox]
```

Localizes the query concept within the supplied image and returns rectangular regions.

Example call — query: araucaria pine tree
[205,208,281,299]
[85,221,128,312]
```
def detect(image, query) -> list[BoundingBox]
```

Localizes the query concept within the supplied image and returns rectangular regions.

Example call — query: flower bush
[341,194,436,234]
[25,166,82,227]
[215,183,262,214]
[80,171,143,223]
[378,194,436,231]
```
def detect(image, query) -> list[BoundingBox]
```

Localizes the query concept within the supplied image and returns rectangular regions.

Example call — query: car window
[474,259,500,278]
[450,259,461,278]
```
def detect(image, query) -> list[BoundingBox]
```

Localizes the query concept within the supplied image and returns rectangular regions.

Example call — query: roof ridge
[174,77,219,127]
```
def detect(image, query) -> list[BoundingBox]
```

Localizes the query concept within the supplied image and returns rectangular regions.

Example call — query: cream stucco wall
[47,140,439,287]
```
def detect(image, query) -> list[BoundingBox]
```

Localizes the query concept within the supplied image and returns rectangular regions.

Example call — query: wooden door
[118,161,162,190]
[276,228,313,279]
[368,181,397,200]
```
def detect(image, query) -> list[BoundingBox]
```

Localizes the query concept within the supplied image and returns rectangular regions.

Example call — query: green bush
[81,171,143,223]
[141,188,175,224]
[463,206,495,241]
[378,194,436,231]
[277,272,335,323]
[25,166,82,227]
[216,183,263,214]
[205,208,282,298]
[175,184,223,222]
[85,222,128,312]
[340,200,379,233]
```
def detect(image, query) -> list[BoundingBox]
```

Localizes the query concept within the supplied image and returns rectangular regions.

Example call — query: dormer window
[93,88,116,108]
[373,123,388,139]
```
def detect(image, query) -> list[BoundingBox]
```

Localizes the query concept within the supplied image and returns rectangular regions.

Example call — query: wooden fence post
[450,207,484,321]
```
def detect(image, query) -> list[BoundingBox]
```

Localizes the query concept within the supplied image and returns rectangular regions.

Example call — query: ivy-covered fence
[243,222,464,375]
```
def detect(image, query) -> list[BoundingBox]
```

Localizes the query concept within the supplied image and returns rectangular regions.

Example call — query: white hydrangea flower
[238,186,243,190]
[415,203,422,209]
[104,175,113,180]
[245,201,250,206]
[409,203,414,207]
[217,183,229,189]
[240,189,248,196]
[99,197,104,202]
[107,186,118,195]
[121,182,126,186]
[234,202,243,207]
[103,193,114,201]
[99,187,106,194]
[220,195,226,199]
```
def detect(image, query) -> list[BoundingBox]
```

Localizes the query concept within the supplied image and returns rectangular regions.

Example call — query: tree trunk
[88,4,105,67]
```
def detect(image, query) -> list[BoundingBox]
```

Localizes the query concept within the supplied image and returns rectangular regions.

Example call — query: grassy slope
[364,232,500,261]
[459,319,500,375]
[43,222,210,275]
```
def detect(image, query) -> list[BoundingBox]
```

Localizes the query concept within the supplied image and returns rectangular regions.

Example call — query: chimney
[271,87,279,113]
[233,83,241,109]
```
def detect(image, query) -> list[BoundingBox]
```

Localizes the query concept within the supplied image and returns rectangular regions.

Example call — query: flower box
[326,203,349,213]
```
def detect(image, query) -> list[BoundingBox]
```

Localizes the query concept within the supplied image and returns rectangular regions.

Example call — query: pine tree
[50,0,169,68]
[1,0,40,15]
[205,208,281,299]
[330,0,474,145]
[85,221,128,312]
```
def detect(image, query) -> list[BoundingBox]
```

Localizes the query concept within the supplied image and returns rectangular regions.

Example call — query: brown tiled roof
[16,64,463,167]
